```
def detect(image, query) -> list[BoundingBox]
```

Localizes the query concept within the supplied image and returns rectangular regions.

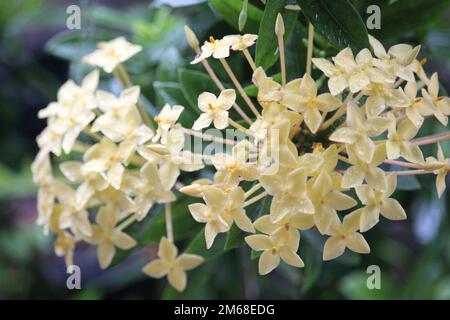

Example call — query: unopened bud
[184,25,199,50]
[275,13,285,37]
[179,179,211,197]
[147,144,170,156]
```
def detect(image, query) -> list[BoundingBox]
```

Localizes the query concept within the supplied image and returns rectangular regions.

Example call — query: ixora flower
[88,204,137,269]
[32,11,450,295]
[223,34,258,51]
[37,69,98,155]
[143,237,204,292]
[82,36,142,73]
[192,89,236,130]
[424,143,450,198]
[323,210,370,261]
[283,73,341,133]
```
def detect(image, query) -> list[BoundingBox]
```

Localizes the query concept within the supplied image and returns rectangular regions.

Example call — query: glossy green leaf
[397,174,421,191]
[255,0,299,70]
[369,0,450,41]
[210,0,263,34]
[297,0,370,52]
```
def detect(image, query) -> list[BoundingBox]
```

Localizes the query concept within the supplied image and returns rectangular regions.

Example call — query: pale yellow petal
[380,198,407,220]
[323,236,346,261]
[245,234,272,251]
[168,267,187,292]
[258,250,280,275]
[176,254,204,271]
[142,260,168,278]
[345,233,370,254]
[279,247,304,267]
[98,241,116,269]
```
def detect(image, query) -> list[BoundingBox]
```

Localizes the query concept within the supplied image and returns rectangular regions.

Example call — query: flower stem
[412,130,450,146]
[306,23,314,76]
[220,58,261,118]
[390,169,429,176]
[384,159,424,169]
[245,183,262,198]
[180,126,236,146]
[243,191,268,208]
[229,118,253,136]
[165,203,174,242]
[118,213,138,231]
[277,34,286,86]
[243,49,256,71]
[113,64,155,130]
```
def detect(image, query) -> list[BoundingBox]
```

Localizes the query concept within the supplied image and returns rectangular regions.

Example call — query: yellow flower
[54,231,76,268]
[323,210,370,261]
[191,36,232,64]
[54,181,92,237]
[132,162,176,220]
[188,186,254,248]
[424,143,450,198]
[355,174,407,232]
[342,143,388,192]
[139,130,204,190]
[283,73,341,133]
[89,204,137,269]
[260,167,314,222]
[362,82,409,118]
[400,81,433,128]
[312,49,351,96]
[369,35,420,82]
[249,102,301,140]
[95,187,136,215]
[153,104,184,143]
[223,34,258,51]
[330,101,390,162]
[92,86,142,141]
[308,170,357,234]
[142,237,204,292]
[193,90,236,130]
[314,48,393,95]
[421,73,450,126]
[245,233,304,275]
[37,70,99,155]
[60,160,108,210]
[82,137,128,190]
[82,37,142,73]
[252,67,282,105]
[254,212,314,250]
[212,140,259,185]
[386,114,424,163]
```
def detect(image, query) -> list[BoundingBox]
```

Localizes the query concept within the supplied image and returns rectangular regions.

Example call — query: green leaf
[178,68,219,113]
[397,174,421,191]
[255,0,299,70]
[369,0,450,41]
[210,0,263,34]
[297,0,370,52]
[0,163,35,199]
[301,237,322,292]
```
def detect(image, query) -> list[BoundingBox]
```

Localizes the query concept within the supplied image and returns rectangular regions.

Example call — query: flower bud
[184,25,199,50]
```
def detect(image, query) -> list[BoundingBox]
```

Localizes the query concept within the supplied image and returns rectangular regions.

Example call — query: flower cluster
[33,13,450,292]
[32,37,204,291]
[182,15,449,276]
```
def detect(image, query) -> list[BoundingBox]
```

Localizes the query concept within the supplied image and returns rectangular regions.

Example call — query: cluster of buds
[33,13,450,292]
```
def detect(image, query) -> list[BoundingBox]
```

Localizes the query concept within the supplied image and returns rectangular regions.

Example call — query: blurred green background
[0,0,449,299]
